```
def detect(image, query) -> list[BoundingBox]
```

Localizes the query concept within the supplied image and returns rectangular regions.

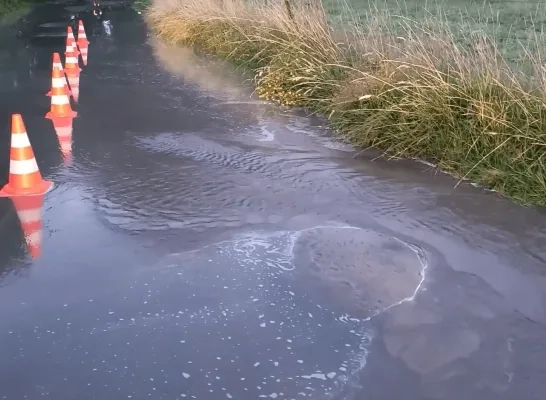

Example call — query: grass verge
[133,0,152,12]
[0,0,30,25]
[0,0,49,26]
[146,0,546,206]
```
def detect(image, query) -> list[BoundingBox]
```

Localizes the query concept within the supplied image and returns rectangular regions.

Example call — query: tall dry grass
[146,0,546,205]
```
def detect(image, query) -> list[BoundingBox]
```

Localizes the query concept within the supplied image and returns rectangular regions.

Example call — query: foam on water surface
[142,227,381,399]
[125,225,427,399]
[0,226,426,399]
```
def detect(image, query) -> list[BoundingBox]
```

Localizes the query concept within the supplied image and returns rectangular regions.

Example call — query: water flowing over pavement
[0,2,546,399]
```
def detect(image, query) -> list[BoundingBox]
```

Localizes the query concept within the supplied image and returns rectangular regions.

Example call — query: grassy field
[326,0,546,62]
[0,0,49,24]
[147,0,546,206]
[133,0,152,12]
[0,0,30,23]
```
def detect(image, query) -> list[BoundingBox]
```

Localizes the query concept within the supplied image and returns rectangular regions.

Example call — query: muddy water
[0,2,545,400]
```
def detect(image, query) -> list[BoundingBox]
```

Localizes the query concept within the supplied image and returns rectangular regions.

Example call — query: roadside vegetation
[0,0,30,23]
[133,0,152,12]
[0,0,48,25]
[146,0,546,206]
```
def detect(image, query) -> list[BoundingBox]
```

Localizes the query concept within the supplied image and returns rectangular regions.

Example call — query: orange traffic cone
[46,63,77,120]
[64,45,81,78]
[10,194,45,259]
[77,20,89,66]
[0,114,54,197]
[46,53,72,98]
[52,117,73,165]
[66,26,79,56]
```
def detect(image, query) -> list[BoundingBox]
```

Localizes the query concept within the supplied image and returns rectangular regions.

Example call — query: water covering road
[0,1,545,399]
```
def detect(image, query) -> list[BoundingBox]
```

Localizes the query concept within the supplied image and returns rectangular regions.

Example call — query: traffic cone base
[0,180,53,197]
[65,69,82,76]
[46,110,77,119]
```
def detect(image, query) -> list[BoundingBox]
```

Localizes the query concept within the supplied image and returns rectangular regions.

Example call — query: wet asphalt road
[0,1,546,399]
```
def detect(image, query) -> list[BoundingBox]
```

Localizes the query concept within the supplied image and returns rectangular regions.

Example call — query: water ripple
[134,132,355,193]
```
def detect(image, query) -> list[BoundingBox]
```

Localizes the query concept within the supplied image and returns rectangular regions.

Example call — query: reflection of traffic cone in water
[64,42,81,76]
[77,20,89,66]
[0,114,54,197]
[46,53,72,99]
[52,117,73,165]
[67,74,80,102]
[46,62,77,120]
[64,45,81,102]
[10,194,45,259]
[66,26,79,56]
[58,133,73,165]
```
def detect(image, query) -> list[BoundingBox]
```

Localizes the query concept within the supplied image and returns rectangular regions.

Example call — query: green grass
[146,0,546,206]
[0,0,30,23]
[0,0,48,25]
[326,0,546,64]
[133,0,152,12]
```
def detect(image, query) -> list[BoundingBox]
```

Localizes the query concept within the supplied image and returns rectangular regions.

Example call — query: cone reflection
[9,194,46,260]
[51,117,74,165]
[67,74,80,102]
[76,20,89,66]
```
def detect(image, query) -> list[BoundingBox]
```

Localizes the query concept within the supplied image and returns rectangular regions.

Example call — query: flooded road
[0,1,545,399]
